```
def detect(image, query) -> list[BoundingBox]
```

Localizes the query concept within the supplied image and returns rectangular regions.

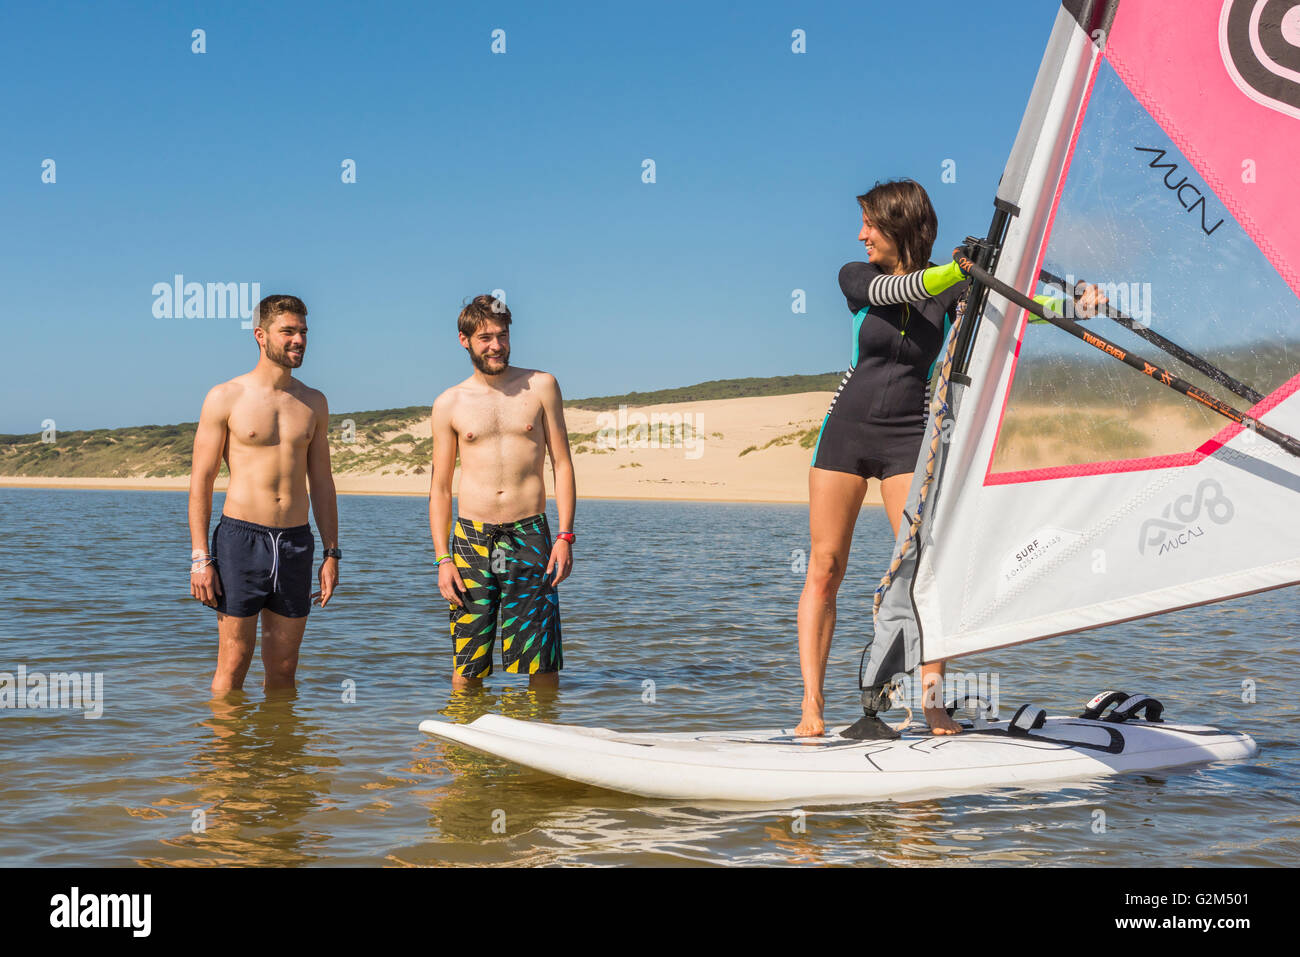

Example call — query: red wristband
[555,532,576,544]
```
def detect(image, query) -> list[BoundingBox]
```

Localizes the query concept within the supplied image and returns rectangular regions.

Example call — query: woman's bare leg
[795,467,868,736]
[880,471,961,734]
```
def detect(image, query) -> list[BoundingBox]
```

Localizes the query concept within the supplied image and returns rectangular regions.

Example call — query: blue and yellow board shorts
[448,514,563,678]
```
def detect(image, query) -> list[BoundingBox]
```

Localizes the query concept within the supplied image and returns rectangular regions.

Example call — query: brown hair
[857,180,938,272]
[256,294,307,331]
[458,294,511,337]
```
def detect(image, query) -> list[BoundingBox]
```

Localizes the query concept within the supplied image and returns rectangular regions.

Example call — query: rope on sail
[873,293,967,617]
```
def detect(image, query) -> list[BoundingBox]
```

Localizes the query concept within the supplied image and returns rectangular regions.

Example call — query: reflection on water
[163,692,340,866]
[123,692,341,866]
[439,685,562,725]
[418,686,570,856]
[0,489,1296,867]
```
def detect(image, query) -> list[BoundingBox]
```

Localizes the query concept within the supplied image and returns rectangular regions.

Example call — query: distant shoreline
[0,477,851,507]
[3,376,1217,510]
[1,391,894,506]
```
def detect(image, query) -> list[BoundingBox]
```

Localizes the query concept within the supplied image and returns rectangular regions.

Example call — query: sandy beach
[0,391,875,506]
[0,387,1226,506]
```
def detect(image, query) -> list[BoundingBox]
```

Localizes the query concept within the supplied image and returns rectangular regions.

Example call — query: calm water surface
[1,489,1296,866]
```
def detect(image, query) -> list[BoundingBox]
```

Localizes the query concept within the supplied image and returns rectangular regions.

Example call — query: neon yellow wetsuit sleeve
[921,259,967,297]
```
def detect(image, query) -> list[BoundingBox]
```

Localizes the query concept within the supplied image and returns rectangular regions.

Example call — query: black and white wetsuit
[811,260,968,480]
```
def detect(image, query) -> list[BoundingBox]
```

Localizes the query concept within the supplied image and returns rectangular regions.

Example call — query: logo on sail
[997,527,1082,597]
[1137,479,1235,556]
[1134,148,1225,236]
[1220,0,1300,121]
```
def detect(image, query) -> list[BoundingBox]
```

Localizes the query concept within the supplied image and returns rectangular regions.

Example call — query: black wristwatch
[323,547,342,560]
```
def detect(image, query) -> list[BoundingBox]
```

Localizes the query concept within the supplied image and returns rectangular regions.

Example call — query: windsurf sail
[863,0,1300,694]
[1036,264,1266,405]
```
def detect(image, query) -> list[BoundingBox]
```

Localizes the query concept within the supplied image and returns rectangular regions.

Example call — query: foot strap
[1079,690,1164,723]
[1105,694,1165,723]
[1079,690,1132,720]
[945,695,994,719]
[1007,703,1047,736]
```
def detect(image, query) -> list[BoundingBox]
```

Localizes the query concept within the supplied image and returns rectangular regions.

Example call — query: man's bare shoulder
[523,369,561,395]
[288,379,329,414]
[503,367,550,387]
[432,375,479,411]
[202,376,248,414]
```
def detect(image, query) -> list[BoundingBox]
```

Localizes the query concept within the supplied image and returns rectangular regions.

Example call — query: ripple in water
[0,489,1296,866]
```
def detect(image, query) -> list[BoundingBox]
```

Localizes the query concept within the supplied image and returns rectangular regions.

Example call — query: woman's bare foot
[794,703,826,737]
[919,660,960,735]
[923,705,962,735]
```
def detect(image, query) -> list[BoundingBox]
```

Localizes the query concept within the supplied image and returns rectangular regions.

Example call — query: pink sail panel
[1105,0,1300,298]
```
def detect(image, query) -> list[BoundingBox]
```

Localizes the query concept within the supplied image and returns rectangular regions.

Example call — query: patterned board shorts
[447,513,563,677]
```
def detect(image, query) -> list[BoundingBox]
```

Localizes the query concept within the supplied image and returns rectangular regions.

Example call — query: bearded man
[188,294,340,694]
[428,295,576,688]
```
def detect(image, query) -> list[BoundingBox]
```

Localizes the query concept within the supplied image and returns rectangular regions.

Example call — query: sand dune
[0,391,855,505]
[2,391,1230,507]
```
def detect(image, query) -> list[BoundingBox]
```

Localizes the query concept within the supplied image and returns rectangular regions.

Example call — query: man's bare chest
[454,396,544,446]
[228,396,315,450]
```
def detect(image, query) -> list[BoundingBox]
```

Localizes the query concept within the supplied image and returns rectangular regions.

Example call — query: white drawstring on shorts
[268,530,283,592]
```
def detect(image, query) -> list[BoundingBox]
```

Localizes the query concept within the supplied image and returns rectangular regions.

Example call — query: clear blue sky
[1,0,1061,434]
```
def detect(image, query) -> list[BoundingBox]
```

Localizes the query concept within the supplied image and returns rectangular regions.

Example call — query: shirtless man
[188,294,340,694]
[430,295,575,689]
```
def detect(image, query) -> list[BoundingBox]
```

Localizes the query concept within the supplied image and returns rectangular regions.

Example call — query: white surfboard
[418,713,1257,804]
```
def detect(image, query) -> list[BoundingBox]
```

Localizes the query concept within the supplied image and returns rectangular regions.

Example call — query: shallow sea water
[0,488,1296,866]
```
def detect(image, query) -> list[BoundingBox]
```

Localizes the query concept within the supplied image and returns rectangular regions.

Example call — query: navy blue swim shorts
[212,515,315,618]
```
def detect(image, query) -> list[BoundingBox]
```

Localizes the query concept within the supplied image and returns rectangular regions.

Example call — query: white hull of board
[418,714,1257,804]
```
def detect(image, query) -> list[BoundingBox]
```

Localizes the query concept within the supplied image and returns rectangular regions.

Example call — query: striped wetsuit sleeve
[865,270,929,305]
[840,260,968,307]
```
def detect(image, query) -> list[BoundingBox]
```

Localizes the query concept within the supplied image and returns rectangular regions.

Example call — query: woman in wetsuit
[794,180,1105,738]
[794,179,967,738]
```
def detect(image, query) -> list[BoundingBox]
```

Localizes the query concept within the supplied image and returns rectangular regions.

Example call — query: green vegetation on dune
[0,413,441,480]
[0,424,211,479]
[566,373,845,411]
[6,346,1294,479]
[737,427,820,458]
[329,405,427,433]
